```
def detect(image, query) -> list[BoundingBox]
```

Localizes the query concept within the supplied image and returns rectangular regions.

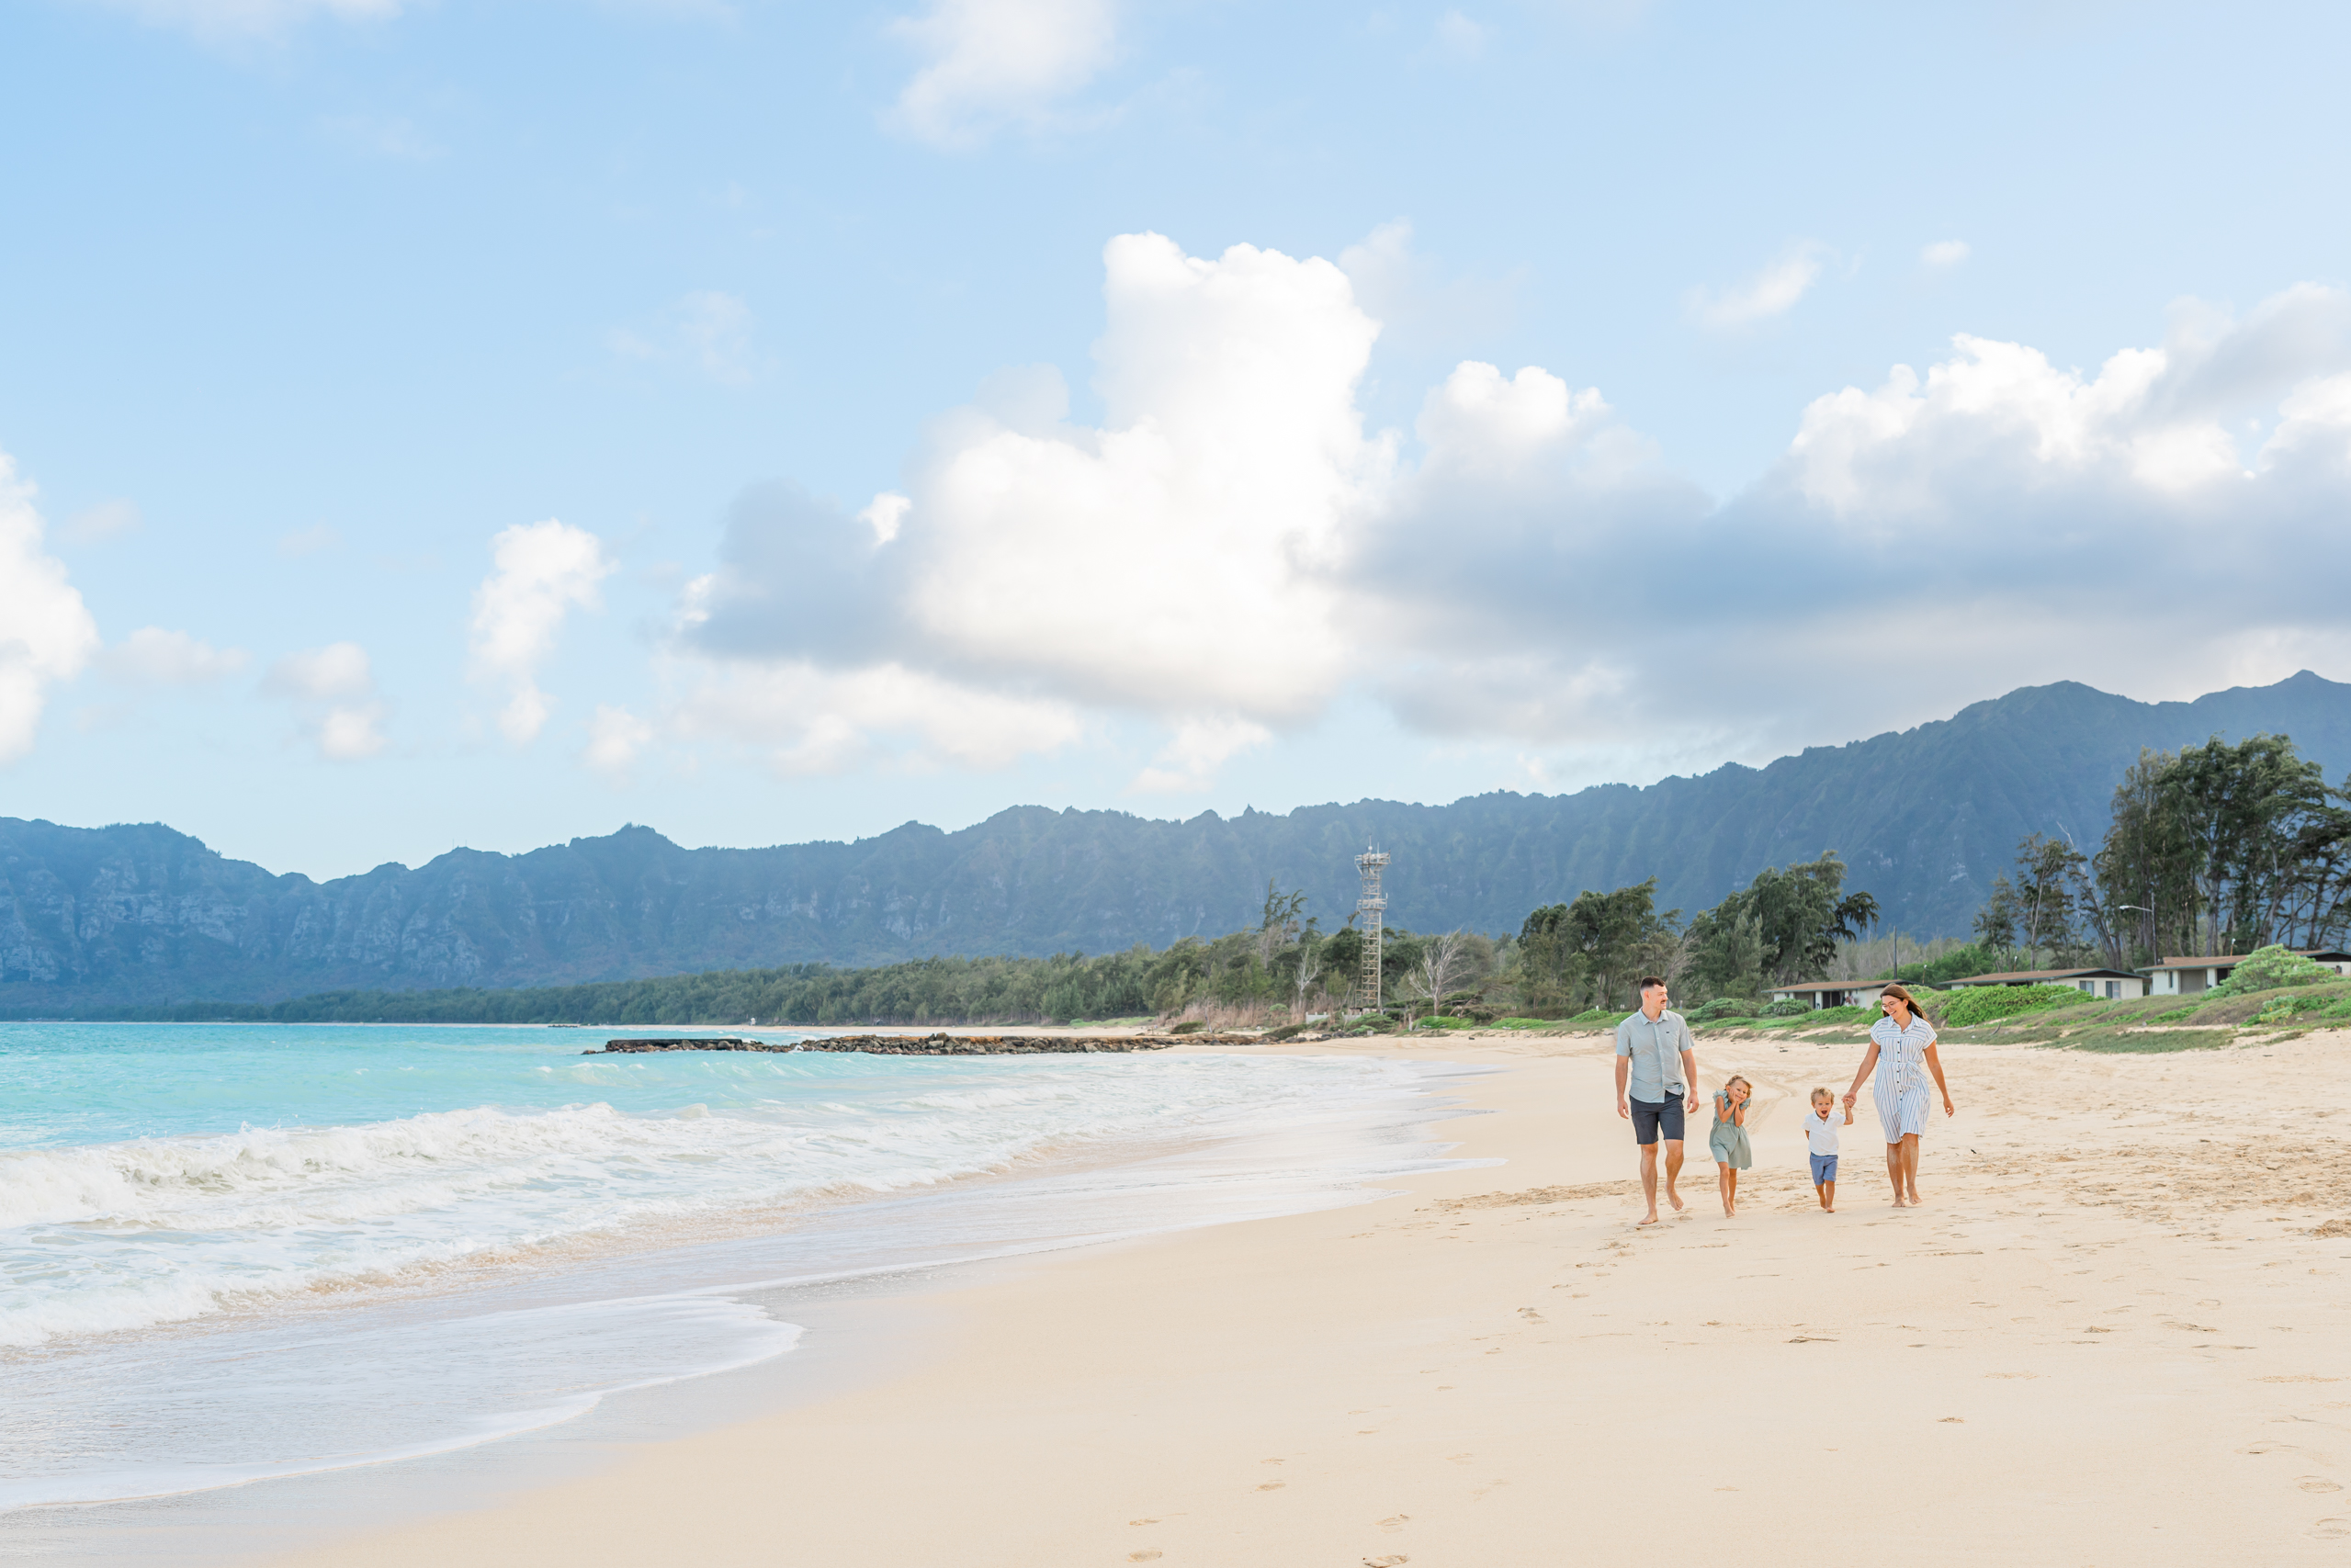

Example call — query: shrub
[1169,1020,1208,1034]
[1490,1017,1551,1029]
[1689,998,1761,1023]
[1760,997,1813,1018]
[1933,983,2096,1030]
[2210,945,2335,997]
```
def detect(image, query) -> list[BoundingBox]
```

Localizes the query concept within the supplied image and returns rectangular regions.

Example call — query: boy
[1803,1087,1853,1212]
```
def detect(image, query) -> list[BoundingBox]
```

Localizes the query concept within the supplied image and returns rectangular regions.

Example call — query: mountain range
[5,671,2348,1011]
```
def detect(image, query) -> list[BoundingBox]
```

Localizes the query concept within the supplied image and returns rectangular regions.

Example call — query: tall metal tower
[1355,846,1389,1010]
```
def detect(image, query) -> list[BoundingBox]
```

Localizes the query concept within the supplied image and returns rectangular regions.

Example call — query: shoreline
[29,1026,2351,1565]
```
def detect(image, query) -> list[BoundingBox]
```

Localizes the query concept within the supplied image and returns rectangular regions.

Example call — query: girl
[1709,1075,1753,1215]
[1842,982,1955,1207]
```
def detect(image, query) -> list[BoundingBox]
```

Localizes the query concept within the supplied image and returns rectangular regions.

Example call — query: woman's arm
[1925,1043,1954,1113]
[1844,1041,1879,1108]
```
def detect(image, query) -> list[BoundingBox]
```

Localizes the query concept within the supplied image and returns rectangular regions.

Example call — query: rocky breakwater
[589,1032,1187,1056]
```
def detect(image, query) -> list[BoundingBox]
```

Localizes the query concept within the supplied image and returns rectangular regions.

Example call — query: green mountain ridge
[4,671,2347,1010]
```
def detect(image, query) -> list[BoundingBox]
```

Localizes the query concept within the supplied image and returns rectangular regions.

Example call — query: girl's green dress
[1709,1090,1752,1169]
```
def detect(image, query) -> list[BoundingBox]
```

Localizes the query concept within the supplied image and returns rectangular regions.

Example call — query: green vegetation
[1931,984,2097,1030]
[1682,852,1879,998]
[2210,944,2336,996]
[1961,735,2351,980]
[1516,881,1679,1015]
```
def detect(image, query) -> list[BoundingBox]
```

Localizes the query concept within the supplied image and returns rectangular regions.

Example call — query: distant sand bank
[270,1026,2351,1567]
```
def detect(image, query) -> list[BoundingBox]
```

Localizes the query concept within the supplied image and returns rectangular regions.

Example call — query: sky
[4,0,2350,880]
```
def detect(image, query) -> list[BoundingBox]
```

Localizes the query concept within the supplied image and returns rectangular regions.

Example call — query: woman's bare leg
[1884,1141,1905,1205]
[1899,1134,1924,1203]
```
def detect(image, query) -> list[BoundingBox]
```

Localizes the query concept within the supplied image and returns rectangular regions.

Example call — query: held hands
[1842,1091,1858,1111]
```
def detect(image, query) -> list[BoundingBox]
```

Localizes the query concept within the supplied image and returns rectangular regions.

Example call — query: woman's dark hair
[1881,982,1921,1016]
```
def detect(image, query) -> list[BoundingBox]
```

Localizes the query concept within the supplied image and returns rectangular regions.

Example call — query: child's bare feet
[1636,1213,1659,1226]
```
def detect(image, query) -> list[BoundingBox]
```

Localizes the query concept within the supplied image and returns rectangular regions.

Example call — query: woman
[1841,982,1953,1207]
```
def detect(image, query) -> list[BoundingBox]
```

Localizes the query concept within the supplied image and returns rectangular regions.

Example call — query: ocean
[0,1023,1468,1516]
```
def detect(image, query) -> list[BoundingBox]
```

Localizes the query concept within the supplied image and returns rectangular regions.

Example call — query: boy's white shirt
[1803,1107,1844,1155]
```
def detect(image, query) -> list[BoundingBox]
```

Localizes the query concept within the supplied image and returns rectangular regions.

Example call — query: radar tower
[1355,846,1389,1010]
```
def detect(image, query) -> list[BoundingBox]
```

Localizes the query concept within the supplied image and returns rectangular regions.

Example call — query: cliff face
[6,671,2347,1009]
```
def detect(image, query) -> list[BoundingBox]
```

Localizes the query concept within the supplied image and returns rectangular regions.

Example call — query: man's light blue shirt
[1614,1007,1694,1101]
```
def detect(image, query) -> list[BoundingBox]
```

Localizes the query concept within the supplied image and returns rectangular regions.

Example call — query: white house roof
[2142,950,2351,972]
[1947,967,2142,987]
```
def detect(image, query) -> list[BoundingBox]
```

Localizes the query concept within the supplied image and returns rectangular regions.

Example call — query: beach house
[2141,950,2351,996]
[1943,966,2148,999]
[1763,979,1891,1010]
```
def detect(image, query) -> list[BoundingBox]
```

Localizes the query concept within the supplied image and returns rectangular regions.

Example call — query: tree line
[1971,732,2351,969]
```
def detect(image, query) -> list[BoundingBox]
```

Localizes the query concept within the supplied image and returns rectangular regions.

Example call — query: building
[1764,979,1891,1010]
[2142,950,2351,996]
[1945,966,2147,1000]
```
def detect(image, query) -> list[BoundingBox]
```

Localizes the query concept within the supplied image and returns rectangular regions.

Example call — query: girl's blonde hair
[1724,1074,1752,1095]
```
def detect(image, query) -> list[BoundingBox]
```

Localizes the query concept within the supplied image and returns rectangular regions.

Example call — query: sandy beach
[259,1024,2351,1568]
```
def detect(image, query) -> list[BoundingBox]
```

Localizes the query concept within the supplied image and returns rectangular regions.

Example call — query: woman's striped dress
[1871,1015,1937,1142]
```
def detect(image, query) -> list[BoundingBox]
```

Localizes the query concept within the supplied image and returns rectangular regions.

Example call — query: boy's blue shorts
[1809,1153,1838,1185]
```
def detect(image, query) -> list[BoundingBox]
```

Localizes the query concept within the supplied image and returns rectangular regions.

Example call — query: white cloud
[87,0,401,39]
[469,519,615,745]
[1433,9,1486,57]
[0,457,103,766]
[673,662,1084,777]
[62,499,142,544]
[1337,219,1519,352]
[278,523,341,558]
[1131,716,1272,793]
[583,703,655,779]
[264,642,386,760]
[888,0,1117,148]
[670,232,2351,792]
[609,291,757,385]
[102,627,250,685]
[858,492,911,545]
[1687,243,1828,328]
[1920,239,1971,269]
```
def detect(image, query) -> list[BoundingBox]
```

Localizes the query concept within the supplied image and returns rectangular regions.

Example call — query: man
[1614,975,1699,1225]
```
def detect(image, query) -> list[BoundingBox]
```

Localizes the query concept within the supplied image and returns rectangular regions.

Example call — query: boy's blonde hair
[1810,1086,1835,1102]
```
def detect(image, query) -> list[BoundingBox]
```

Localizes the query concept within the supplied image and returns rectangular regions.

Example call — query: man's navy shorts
[1629,1096,1684,1145]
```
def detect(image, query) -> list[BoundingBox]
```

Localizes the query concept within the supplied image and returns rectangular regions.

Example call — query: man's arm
[1678,1046,1699,1113]
[1614,1054,1631,1118]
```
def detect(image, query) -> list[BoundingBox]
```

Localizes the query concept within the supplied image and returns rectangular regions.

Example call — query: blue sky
[5,0,2349,878]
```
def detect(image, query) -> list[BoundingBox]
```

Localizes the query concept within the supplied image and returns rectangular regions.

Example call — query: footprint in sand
[1128,1518,1159,1526]
[1257,1483,1285,1491]
[1130,1553,1163,1562]
[2298,1478,2343,1494]
[1362,1558,1410,1567]
[2313,1517,2351,1540]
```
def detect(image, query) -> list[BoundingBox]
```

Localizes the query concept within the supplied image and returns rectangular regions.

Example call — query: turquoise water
[0,1023,1454,1510]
